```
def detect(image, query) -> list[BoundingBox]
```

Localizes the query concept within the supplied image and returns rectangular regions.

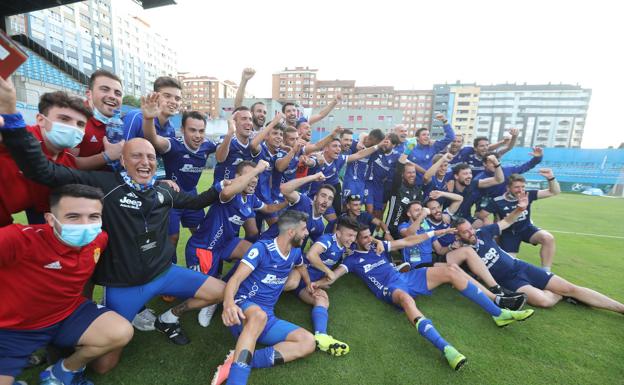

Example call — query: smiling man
[213,107,255,185]
[123,76,182,179]
[0,77,226,372]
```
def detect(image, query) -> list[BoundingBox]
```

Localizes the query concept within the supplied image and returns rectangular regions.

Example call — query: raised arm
[498,192,528,231]
[74,137,124,170]
[424,152,453,184]
[390,228,456,251]
[308,93,341,125]
[477,154,504,188]
[303,126,343,154]
[537,168,560,199]
[219,160,269,202]
[496,128,519,157]
[251,112,282,155]
[346,141,379,163]
[280,172,326,203]
[399,208,429,238]
[141,93,170,154]
[432,113,455,152]
[275,140,304,172]
[234,68,255,109]
[513,146,543,174]
[429,190,464,215]
[215,113,236,163]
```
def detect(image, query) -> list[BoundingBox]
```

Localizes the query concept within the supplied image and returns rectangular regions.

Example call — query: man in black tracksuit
[385,153,424,240]
[0,79,226,373]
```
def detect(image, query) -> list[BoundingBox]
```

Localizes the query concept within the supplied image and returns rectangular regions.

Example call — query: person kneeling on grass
[319,224,535,371]
[0,184,133,385]
[212,210,320,385]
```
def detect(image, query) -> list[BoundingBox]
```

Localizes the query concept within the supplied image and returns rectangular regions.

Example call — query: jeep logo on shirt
[119,196,143,210]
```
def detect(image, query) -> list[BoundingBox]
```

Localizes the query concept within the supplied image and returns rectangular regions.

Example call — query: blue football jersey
[398,221,435,266]
[365,150,401,185]
[471,224,519,278]
[308,154,348,195]
[492,190,538,234]
[452,147,485,174]
[271,148,293,201]
[162,137,216,193]
[260,193,324,245]
[235,239,304,309]
[213,136,253,184]
[425,215,454,247]
[340,241,401,301]
[452,178,482,220]
[252,142,278,203]
[187,181,264,250]
[305,233,346,282]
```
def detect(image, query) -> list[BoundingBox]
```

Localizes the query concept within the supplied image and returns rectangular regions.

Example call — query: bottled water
[39,370,62,385]
[106,109,124,143]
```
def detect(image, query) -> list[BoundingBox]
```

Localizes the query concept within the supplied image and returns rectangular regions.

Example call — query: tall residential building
[8,1,116,75]
[177,73,220,118]
[110,0,177,96]
[449,85,480,144]
[272,67,318,107]
[476,84,591,148]
[431,82,478,140]
[313,80,356,107]
[394,89,433,136]
[177,74,241,118]
[352,86,395,109]
[8,0,177,98]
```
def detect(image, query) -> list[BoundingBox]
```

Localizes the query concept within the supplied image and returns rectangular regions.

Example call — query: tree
[122,95,140,107]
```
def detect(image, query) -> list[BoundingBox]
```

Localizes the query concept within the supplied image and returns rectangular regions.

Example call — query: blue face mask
[44,119,84,149]
[92,106,112,124]
[52,216,102,247]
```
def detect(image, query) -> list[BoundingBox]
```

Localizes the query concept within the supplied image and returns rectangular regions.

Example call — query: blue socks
[226,362,251,385]
[250,347,274,369]
[311,306,329,334]
[416,318,449,352]
[460,281,502,317]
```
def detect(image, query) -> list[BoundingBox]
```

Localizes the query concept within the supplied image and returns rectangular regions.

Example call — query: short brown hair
[507,174,526,186]
[153,76,182,92]
[88,69,122,90]
[38,91,92,120]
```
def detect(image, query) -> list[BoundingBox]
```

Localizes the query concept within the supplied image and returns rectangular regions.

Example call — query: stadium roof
[1,0,175,18]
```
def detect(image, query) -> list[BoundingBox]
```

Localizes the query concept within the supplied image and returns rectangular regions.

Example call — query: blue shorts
[185,237,242,277]
[364,181,385,211]
[475,196,495,214]
[342,179,365,203]
[385,268,432,304]
[104,265,208,321]
[168,207,205,235]
[294,267,325,296]
[229,300,300,346]
[498,259,554,291]
[0,301,109,377]
[499,225,541,253]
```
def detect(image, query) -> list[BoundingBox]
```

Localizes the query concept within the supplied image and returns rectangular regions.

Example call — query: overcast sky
[144,0,623,148]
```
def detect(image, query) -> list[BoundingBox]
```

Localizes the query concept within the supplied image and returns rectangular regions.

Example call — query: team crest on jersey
[248,248,259,259]
[93,247,101,263]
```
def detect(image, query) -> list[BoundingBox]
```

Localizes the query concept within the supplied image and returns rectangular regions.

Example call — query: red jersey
[0,125,77,226]
[0,224,108,329]
[77,116,106,157]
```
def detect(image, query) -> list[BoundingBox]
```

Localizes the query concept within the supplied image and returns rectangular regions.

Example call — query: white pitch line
[550,230,624,240]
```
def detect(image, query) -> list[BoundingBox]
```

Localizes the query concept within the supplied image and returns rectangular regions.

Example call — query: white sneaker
[394,262,411,273]
[198,304,217,327]
[132,308,156,331]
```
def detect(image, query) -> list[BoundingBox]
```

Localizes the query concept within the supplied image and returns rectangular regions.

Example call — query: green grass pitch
[15,171,624,385]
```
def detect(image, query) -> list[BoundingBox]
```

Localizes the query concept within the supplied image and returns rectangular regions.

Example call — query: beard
[291,235,304,247]
[253,116,265,128]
